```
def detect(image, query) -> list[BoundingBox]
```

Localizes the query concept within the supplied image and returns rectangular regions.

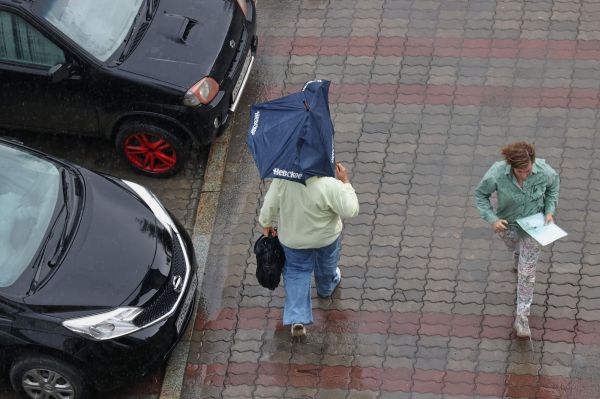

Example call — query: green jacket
[474,159,560,227]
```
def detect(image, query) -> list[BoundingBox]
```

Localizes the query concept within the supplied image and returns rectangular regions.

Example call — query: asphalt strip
[159,128,232,399]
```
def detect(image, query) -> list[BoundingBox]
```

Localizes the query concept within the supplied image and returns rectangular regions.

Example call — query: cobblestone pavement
[179,0,600,398]
[6,0,598,398]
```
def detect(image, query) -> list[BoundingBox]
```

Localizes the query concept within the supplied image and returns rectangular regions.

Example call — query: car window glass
[0,145,60,287]
[37,0,144,62]
[0,11,65,68]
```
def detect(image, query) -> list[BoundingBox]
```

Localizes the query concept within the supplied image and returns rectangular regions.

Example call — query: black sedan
[0,136,198,398]
[0,0,257,177]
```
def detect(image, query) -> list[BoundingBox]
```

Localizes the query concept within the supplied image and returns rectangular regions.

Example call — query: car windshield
[37,0,144,61]
[0,144,60,287]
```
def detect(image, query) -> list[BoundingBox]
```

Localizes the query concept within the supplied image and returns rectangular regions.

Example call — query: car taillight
[183,77,219,107]
[236,0,249,17]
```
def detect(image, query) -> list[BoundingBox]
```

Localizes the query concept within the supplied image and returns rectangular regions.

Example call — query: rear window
[0,144,60,287]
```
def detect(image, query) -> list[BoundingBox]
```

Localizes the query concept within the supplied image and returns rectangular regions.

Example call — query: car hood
[24,170,172,310]
[117,0,239,89]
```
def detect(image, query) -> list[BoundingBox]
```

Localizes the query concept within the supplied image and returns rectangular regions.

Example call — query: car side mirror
[47,63,70,83]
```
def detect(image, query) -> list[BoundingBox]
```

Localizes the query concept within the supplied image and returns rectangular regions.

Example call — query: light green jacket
[259,177,359,249]
[474,159,560,228]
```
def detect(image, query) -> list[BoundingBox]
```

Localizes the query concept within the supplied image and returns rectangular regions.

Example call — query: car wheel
[10,354,92,399]
[116,122,190,177]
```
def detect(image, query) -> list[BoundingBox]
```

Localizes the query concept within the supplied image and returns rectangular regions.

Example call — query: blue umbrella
[246,80,335,184]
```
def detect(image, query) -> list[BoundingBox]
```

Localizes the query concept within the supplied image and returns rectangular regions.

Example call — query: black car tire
[116,122,190,178]
[10,354,92,399]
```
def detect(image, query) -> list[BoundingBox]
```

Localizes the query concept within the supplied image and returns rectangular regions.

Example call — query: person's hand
[492,219,508,233]
[335,162,350,184]
[263,227,277,237]
[545,213,554,225]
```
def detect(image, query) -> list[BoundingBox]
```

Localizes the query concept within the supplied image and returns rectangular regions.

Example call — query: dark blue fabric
[246,80,335,184]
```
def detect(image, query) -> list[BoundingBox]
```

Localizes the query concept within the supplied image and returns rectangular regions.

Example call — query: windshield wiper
[146,0,156,21]
[118,1,155,64]
[28,170,73,294]
[28,227,56,294]
[118,7,142,63]
[47,169,71,267]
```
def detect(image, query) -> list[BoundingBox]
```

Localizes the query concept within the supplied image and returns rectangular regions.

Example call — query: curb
[159,129,232,399]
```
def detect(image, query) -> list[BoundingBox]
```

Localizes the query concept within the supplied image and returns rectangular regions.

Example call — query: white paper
[516,213,568,246]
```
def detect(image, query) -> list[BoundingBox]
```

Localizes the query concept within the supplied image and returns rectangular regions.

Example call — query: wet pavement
[3,0,600,398]
[181,0,600,398]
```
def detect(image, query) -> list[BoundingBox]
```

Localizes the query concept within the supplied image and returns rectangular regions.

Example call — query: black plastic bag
[254,233,285,290]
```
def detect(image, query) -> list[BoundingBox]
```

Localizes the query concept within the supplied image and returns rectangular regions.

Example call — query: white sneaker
[513,315,531,338]
[334,267,341,284]
[291,323,306,337]
[318,267,341,298]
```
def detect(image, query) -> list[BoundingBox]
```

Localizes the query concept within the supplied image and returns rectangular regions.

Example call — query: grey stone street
[4,0,600,398]
[180,1,600,398]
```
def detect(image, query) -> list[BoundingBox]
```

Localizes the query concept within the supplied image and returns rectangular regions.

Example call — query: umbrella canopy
[246,80,335,184]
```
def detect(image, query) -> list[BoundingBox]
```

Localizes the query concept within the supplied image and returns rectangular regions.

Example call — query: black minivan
[0,0,257,177]
[0,137,198,398]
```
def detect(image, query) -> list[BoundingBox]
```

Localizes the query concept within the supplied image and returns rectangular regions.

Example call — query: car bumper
[77,270,197,390]
[178,34,258,144]
[111,6,258,146]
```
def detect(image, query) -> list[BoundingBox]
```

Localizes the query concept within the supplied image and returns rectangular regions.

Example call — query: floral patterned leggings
[500,225,540,317]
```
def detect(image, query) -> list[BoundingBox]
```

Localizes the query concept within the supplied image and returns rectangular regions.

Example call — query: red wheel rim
[123,132,177,173]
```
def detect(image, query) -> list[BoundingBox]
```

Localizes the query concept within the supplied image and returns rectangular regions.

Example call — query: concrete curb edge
[159,129,232,399]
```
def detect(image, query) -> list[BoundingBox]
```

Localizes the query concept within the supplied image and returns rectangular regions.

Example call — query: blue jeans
[281,237,341,326]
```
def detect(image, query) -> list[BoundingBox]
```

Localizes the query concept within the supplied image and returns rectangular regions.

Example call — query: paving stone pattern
[183,0,600,398]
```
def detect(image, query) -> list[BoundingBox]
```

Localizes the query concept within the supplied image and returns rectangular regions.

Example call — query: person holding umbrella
[259,163,359,337]
[249,80,360,338]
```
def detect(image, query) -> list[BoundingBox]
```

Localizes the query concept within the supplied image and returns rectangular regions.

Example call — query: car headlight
[183,77,219,106]
[62,307,143,340]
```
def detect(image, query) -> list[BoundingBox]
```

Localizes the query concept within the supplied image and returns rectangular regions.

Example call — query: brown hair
[501,141,535,169]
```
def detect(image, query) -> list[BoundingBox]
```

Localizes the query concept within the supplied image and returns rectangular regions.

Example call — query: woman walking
[474,142,560,338]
